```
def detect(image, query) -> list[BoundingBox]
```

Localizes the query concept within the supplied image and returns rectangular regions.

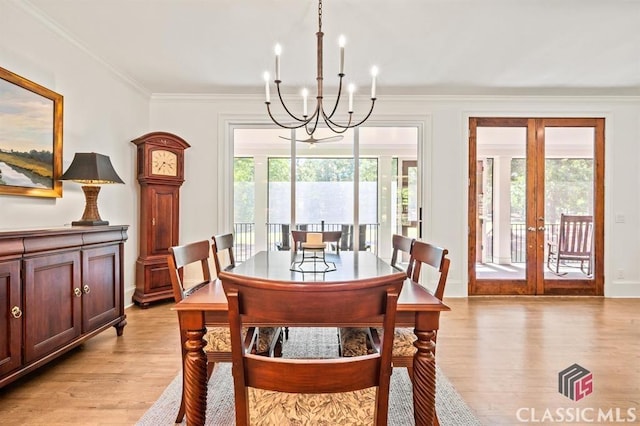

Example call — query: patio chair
[275,224,291,251]
[168,240,282,423]
[547,214,593,276]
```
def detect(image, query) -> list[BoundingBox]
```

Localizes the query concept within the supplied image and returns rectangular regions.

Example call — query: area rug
[137,328,481,425]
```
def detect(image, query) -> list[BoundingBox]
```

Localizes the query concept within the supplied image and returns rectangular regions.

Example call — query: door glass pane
[476,127,527,280]
[233,157,255,260]
[358,157,378,252]
[234,128,291,259]
[268,157,291,250]
[544,127,594,280]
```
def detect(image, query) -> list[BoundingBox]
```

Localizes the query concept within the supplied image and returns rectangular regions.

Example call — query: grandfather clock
[131,131,190,307]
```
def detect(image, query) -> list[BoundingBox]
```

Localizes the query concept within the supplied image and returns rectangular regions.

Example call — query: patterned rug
[137,328,481,425]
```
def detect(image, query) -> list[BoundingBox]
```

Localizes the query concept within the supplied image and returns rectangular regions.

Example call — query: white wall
[150,94,640,298]
[3,0,639,300]
[0,0,149,303]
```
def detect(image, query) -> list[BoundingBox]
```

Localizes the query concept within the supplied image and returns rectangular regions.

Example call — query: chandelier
[263,0,378,136]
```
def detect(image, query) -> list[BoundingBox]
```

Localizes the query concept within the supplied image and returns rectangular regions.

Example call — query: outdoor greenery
[234,157,255,223]
[510,158,593,223]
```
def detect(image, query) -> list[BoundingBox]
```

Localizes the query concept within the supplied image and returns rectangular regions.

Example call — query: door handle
[527,227,536,232]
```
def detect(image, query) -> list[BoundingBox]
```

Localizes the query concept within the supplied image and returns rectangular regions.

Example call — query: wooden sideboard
[0,225,128,388]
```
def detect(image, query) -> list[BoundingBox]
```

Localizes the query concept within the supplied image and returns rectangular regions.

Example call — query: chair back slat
[168,240,212,302]
[408,240,450,300]
[212,233,236,273]
[390,234,415,274]
[558,214,593,256]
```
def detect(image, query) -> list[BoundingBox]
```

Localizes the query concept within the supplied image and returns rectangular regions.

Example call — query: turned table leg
[413,328,438,426]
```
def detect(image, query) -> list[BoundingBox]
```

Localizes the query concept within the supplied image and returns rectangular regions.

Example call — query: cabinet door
[0,260,21,375]
[23,252,81,363]
[82,245,120,332]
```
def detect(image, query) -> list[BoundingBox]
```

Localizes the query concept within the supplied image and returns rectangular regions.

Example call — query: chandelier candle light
[264,0,378,136]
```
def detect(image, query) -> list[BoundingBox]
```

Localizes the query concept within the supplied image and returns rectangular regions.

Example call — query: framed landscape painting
[0,66,63,197]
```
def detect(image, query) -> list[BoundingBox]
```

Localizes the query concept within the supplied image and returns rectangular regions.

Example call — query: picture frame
[0,66,63,198]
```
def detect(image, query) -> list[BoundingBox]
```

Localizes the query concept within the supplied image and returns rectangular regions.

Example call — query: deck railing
[487,222,561,263]
[233,222,254,262]
[233,222,380,262]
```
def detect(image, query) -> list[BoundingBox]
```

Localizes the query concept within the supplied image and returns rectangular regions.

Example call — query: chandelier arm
[324,99,376,129]
[266,103,311,130]
[323,75,345,120]
[348,99,377,127]
[318,106,351,134]
[304,106,321,136]
[275,82,309,123]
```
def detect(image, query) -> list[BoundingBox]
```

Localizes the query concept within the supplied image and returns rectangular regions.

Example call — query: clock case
[131,132,190,307]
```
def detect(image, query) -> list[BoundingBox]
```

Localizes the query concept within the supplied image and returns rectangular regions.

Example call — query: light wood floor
[0,297,638,425]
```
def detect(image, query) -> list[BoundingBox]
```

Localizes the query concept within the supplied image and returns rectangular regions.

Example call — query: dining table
[173,250,450,426]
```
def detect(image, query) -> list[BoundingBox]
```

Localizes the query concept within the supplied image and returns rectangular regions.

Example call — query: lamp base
[72,185,109,227]
[71,219,109,226]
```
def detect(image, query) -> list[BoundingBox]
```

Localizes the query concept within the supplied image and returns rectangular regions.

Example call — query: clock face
[151,149,178,176]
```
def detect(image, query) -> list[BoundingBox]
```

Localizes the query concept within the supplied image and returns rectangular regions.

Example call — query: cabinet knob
[74,287,82,297]
[11,306,22,319]
[83,285,91,294]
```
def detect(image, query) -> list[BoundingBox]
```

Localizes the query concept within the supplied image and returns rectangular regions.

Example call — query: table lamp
[60,152,124,226]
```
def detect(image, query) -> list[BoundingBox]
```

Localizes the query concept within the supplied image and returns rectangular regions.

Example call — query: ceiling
[21,0,640,96]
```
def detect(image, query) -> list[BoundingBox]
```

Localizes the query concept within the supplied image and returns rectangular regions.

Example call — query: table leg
[182,324,208,426]
[413,327,438,426]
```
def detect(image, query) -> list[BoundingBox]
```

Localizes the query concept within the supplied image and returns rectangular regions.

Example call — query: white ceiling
[21,0,640,96]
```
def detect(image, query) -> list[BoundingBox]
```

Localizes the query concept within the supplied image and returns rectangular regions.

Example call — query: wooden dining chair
[212,232,236,273]
[211,231,285,343]
[220,271,404,426]
[339,239,450,382]
[168,240,282,423]
[339,234,414,357]
[390,234,416,273]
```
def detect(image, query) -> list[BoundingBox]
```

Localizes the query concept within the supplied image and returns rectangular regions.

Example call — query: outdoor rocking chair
[546,214,593,276]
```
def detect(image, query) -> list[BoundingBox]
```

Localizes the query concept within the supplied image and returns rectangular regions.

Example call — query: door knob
[527,227,536,232]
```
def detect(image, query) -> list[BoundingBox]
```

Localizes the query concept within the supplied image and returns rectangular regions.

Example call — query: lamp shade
[60,152,124,184]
